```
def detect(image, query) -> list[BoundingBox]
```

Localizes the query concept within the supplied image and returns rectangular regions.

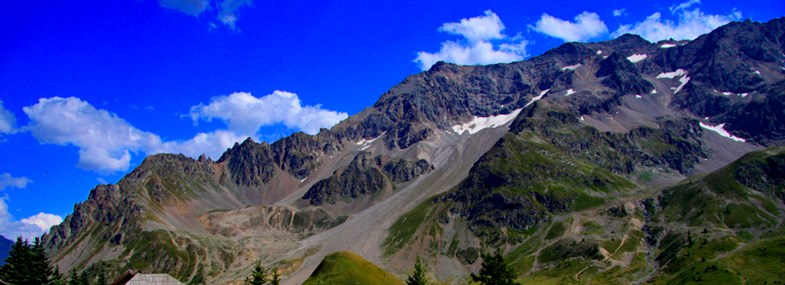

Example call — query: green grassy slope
[303,251,404,285]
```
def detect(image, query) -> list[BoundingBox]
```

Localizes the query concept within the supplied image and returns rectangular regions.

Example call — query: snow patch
[635,95,642,99]
[657,69,689,94]
[627,54,647,63]
[650,89,657,94]
[660,43,677,48]
[580,115,585,121]
[565,89,576,96]
[656,69,686,79]
[596,50,602,55]
[525,89,548,108]
[719,91,749,97]
[300,178,307,183]
[674,76,690,94]
[561,64,581,71]
[451,108,523,135]
[356,133,385,150]
[699,122,746,143]
[754,70,761,75]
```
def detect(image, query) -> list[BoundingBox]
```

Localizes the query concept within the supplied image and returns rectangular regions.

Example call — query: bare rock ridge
[42,17,785,284]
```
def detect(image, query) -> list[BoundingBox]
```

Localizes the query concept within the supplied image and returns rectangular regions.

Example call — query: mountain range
[42,17,785,284]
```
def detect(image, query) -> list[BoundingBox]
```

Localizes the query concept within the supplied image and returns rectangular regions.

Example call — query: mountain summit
[43,17,785,284]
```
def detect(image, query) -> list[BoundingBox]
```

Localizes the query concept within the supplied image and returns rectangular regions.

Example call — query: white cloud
[20,213,62,233]
[188,91,348,136]
[21,92,345,173]
[159,0,209,16]
[531,12,609,42]
[218,0,253,30]
[23,97,163,173]
[0,100,17,135]
[439,10,506,42]
[670,0,701,14]
[414,10,529,71]
[613,9,626,17]
[0,196,62,241]
[0,173,31,190]
[157,130,245,160]
[612,3,742,42]
[0,176,61,240]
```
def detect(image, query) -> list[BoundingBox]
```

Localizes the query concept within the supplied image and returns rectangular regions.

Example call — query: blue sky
[0,0,782,239]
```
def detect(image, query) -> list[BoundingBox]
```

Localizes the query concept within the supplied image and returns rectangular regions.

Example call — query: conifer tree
[0,237,62,284]
[406,256,429,285]
[269,267,281,285]
[245,262,268,285]
[68,268,79,285]
[97,267,109,285]
[471,251,520,285]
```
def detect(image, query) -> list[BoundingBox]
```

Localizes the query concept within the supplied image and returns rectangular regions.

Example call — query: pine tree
[96,267,108,285]
[48,265,65,285]
[0,237,32,284]
[76,271,89,285]
[406,256,429,285]
[245,262,268,285]
[31,237,54,283]
[67,269,83,285]
[269,267,281,285]
[0,237,62,284]
[470,251,520,285]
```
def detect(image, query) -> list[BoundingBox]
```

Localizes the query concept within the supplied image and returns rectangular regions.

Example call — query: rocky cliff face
[43,17,785,285]
[302,152,432,206]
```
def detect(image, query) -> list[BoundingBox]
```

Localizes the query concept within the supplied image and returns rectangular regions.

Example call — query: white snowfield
[660,43,677,48]
[565,89,576,96]
[699,122,746,143]
[657,69,690,94]
[452,108,523,135]
[562,64,582,71]
[656,69,686,79]
[674,75,690,94]
[627,54,648,63]
[525,89,549,108]
[356,133,384,150]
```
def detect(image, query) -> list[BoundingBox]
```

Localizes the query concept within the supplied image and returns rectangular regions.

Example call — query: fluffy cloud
[0,173,31,190]
[23,97,163,173]
[188,91,348,136]
[0,100,16,135]
[159,0,252,29]
[439,10,506,42]
[218,0,253,29]
[531,12,608,42]
[21,91,345,173]
[613,9,626,17]
[414,10,529,71]
[670,0,701,13]
[612,1,741,42]
[159,0,209,16]
[0,176,61,240]
[20,212,63,233]
[0,197,62,241]
[157,130,245,160]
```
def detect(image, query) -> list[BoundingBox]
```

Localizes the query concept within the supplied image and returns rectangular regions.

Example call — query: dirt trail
[574,232,629,282]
